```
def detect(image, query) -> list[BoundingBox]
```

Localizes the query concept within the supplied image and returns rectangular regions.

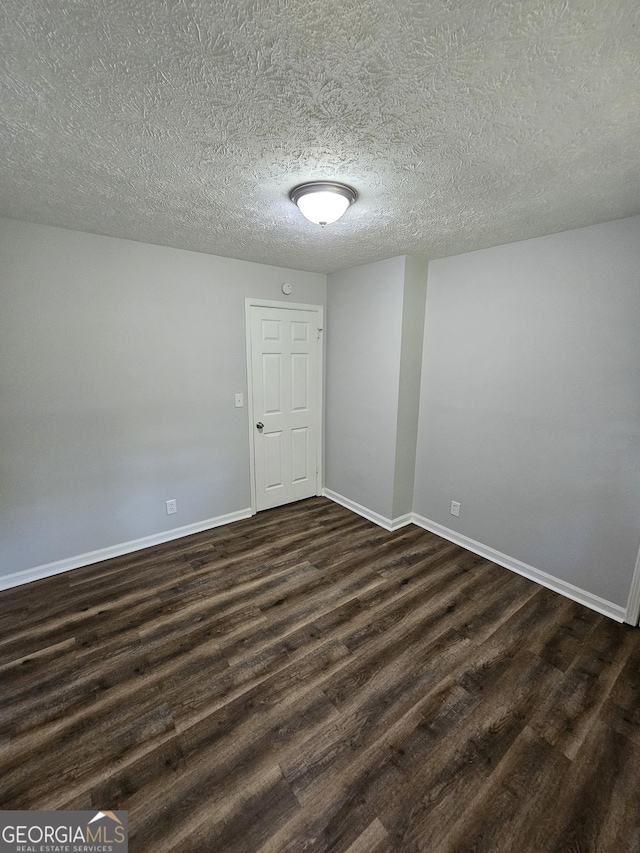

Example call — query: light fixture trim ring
[289,181,357,207]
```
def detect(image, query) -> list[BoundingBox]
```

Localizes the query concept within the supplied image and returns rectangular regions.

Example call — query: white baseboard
[411,514,626,624]
[322,489,412,532]
[0,508,253,592]
[322,489,626,623]
[4,493,630,626]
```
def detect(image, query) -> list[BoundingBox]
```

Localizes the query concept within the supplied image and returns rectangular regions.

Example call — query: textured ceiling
[1,0,639,273]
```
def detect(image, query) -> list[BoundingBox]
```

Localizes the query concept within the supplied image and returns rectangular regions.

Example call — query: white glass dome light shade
[290,182,357,226]
[296,190,349,225]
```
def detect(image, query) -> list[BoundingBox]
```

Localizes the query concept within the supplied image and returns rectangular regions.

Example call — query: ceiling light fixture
[290,181,357,227]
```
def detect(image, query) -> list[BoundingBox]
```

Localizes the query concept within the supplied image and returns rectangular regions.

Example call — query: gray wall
[4,213,639,612]
[0,218,326,576]
[413,216,640,607]
[325,257,405,519]
[393,256,428,519]
[325,256,427,521]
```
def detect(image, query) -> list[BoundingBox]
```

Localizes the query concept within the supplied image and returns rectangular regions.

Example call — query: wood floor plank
[376,648,563,851]
[528,624,633,760]
[342,818,391,853]
[438,725,571,853]
[535,719,640,853]
[1,496,639,852]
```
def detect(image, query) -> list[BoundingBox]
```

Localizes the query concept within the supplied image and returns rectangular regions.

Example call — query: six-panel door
[250,305,320,511]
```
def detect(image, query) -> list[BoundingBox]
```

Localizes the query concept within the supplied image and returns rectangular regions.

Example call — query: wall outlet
[166,499,177,515]
[450,500,461,518]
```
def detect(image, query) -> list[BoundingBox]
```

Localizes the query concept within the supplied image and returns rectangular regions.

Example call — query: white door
[247,301,322,512]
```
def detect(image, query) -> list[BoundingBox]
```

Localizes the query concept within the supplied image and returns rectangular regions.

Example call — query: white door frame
[625,541,640,625]
[245,298,324,515]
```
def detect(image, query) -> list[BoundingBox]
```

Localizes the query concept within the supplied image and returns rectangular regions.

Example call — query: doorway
[245,298,324,513]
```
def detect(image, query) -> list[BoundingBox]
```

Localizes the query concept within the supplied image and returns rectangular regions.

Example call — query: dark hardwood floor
[1,497,640,852]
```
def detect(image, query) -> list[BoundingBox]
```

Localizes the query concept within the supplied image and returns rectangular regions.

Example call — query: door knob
[256,422,264,430]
